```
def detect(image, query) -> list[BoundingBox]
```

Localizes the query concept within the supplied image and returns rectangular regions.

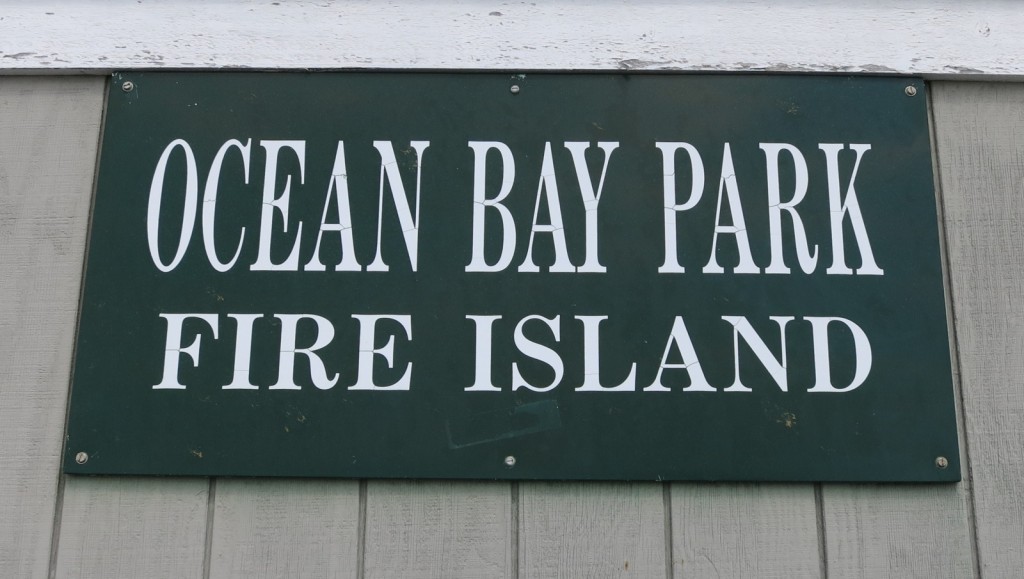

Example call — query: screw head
[510,85,520,95]
[935,456,949,469]
[122,81,135,92]
[905,85,918,97]
[75,452,89,465]
[504,455,516,467]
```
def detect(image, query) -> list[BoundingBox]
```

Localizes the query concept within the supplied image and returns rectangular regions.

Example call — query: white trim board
[1,1,1022,78]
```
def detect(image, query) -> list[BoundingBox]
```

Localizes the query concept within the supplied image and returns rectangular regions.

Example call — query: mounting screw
[75,452,89,465]
[905,85,918,97]
[504,455,516,467]
[122,81,135,92]
[935,456,949,469]
[510,85,520,95]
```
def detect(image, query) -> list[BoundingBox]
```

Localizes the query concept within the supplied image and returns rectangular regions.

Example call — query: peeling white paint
[0,1,1022,78]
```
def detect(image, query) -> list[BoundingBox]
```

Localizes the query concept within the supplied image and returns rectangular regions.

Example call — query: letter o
[147,139,199,272]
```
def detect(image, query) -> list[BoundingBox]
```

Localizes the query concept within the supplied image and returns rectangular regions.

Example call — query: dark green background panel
[65,72,959,481]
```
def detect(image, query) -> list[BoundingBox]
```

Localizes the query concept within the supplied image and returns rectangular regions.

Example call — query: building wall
[0,74,1021,579]
[2,3,1024,576]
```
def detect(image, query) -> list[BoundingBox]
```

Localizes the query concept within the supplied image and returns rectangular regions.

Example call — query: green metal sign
[65,72,960,481]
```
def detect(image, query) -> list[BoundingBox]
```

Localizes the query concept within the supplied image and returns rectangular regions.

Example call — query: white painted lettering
[512,314,563,391]
[806,316,873,392]
[761,143,818,274]
[252,140,306,271]
[305,141,363,272]
[645,316,715,392]
[704,143,760,274]
[367,141,430,272]
[820,144,884,275]
[465,315,502,392]
[656,142,705,274]
[519,143,574,273]
[565,141,619,273]
[270,314,339,390]
[575,315,636,391]
[722,316,792,392]
[147,139,199,272]
[202,139,251,272]
[466,141,517,272]
[153,313,219,389]
[223,313,261,390]
[350,314,413,390]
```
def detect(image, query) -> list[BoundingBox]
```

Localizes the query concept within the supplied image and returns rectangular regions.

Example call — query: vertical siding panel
[671,483,820,578]
[823,485,974,577]
[932,81,1024,576]
[518,482,664,578]
[362,480,512,578]
[208,478,360,579]
[0,76,103,578]
[55,477,209,579]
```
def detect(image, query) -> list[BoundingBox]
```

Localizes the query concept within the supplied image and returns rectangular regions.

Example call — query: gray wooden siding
[0,76,1020,578]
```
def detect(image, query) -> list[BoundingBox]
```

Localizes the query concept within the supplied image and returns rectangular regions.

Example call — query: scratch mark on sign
[446,399,561,449]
